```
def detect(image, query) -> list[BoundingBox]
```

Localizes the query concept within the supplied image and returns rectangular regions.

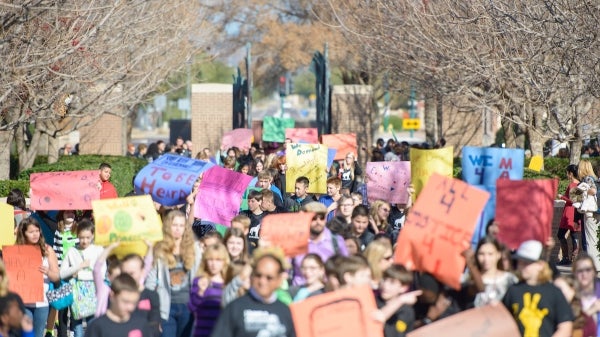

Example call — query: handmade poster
[194,166,254,225]
[134,154,213,206]
[0,203,15,247]
[2,245,44,303]
[260,212,313,257]
[366,161,411,204]
[407,304,519,337]
[410,147,453,198]
[495,178,558,250]
[321,133,357,161]
[29,170,100,210]
[286,128,319,144]
[290,285,383,337]
[395,174,490,289]
[286,143,328,194]
[528,155,544,172]
[221,128,254,151]
[262,116,295,142]
[327,148,337,169]
[93,195,163,248]
[461,147,524,244]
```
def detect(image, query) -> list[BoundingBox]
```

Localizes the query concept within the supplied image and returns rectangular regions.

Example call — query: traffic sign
[402,118,421,130]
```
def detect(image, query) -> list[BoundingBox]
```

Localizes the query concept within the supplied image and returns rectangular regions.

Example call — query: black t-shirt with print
[84,313,153,337]
[376,295,415,337]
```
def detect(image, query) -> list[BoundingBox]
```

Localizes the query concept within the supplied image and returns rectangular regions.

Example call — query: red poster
[3,245,44,303]
[285,128,319,144]
[321,133,357,161]
[30,170,100,210]
[260,212,313,257]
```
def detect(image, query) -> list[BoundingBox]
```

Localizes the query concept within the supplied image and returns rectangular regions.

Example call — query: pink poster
[30,170,100,210]
[194,166,253,225]
[285,128,319,144]
[221,129,254,151]
[495,179,558,250]
[366,162,411,204]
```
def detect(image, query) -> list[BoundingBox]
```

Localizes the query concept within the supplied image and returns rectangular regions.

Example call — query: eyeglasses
[252,272,278,281]
[313,214,326,221]
[576,267,595,274]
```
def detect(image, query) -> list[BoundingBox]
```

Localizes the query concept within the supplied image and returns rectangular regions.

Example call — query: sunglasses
[312,214,326,221]
[252,272,278,281]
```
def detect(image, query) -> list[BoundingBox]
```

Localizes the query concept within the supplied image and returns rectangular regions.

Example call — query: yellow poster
[92,195,163,247]
[410,147,454,197]
[286,143,328,194]
[528,155,543,172]
[0,203,16,247]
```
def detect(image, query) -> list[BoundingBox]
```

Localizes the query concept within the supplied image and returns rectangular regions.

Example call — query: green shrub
[0,180,30,197]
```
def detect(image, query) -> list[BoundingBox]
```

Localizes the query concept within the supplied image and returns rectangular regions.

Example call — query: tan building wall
[330,85,374,166]
[79,113,126,155]
[191,84,232,152]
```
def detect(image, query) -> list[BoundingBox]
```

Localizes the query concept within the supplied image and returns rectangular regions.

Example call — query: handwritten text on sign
[30,170,100,210]
[286,143,328,194]
[3,245,44,303]
[194,166,254,225]
[410,147,454,198]
[134,154,213,206]
[260,212,313,257]
[366,161,411,204]
[395,174,489,290]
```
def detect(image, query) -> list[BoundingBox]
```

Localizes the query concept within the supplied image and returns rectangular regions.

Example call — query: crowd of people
[1,137,600,337]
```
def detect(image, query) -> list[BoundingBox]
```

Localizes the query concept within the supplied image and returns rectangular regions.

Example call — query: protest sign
[461,147,524,244]
[528,155,544,172]
[395,173,489,289]
[260,212,313,257]
[410,147,453,198]
[407,304,519,337]
[321,133,357,161]
[290,284,383,337]
[221,128,254,151]
[366,161,411,204]
[495,178,558,250]
[134,154,213,206]
[194,166,254,225]
[286,128,319,144]
[0,203,15,247]
[262,116,295,142]
[327,148,337,169]
[93,195,163,248]
[30,170,100,210]
[286,143,328,194]
[2,245,44,303]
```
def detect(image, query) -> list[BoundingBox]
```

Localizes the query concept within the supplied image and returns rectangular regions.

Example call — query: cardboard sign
[134,154,213,206]
[395,174,489,289]
[290,285,383,337]
[461,147,524,244]
[366,161,411,204]
[528,155,544,172]
[286,128,319,144]
[2,245,44,303]
[260,212,313,257]
[407,305,519,337]
[321,133,357,161]
[263,116,295,142]
[495,179,558,250]
[286,143,328,194]
[221,128,254,151]
[93,195,163,247]
[0,203,15,247]
[410,147,453,198]
[194,166,254,225]
[29,170,100,210]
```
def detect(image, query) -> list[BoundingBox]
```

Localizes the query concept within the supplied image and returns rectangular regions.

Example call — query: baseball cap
[513,240,543,262]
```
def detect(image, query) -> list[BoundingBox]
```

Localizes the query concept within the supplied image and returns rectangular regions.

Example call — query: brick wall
[79,113,125,155]
[330,85,374,167]
[191,84,232,153]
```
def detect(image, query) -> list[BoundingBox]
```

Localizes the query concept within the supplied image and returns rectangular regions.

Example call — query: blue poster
[461,147,524,245]
[134,154,214,206]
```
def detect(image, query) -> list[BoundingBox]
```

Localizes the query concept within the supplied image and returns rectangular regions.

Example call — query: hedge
[0,155,147,197]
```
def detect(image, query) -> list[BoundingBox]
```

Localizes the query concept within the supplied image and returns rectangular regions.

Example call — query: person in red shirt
[99,163,118,199]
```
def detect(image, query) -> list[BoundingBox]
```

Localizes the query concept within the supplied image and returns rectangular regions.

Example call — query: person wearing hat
[502,240,574,337]
[290,202,349,286]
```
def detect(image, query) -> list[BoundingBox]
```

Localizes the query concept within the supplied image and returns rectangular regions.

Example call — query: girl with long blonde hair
[145,210,202,337]
[363,239,394,288]
[369,200,391,234]
[578,160,600,271]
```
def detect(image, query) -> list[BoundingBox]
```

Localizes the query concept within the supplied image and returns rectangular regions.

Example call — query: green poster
[262,116,295,142]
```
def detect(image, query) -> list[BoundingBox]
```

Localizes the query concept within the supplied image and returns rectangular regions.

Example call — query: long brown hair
[223,227,249,263]
[196,243,230,280]
[16,217,48,257]
[154,210,196,270]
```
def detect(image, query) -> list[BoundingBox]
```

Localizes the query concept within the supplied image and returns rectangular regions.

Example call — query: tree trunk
[528,129,545,170]
[0,130,15,180]
[47,135,59,164]
[424,94,437,145]
[570,139,582,165]
[501,118,516,148]
[16,125,40,172]
[436,93,443,142]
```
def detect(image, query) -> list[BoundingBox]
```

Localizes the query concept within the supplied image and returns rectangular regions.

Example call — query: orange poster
[260,212,313,257]
[2,245,44,303]
[321,133,357,161]
[407,304,519,337]
[394,173,489,289]
[290,284,383,337]
[30,170,101,210]
[286,128,319,144]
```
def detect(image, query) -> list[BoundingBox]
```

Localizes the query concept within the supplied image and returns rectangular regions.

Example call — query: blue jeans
[161,303,193,337]
[26,306,50,337]
[72,315,93,337]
